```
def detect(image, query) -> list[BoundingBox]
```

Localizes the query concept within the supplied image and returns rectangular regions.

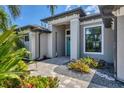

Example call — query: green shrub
[80,57,99,68]
[0,76,59,88]
[22,76,59,88]
[0,78,21,88]
[0,30,59,88]
[68,57,104,73]
[68,60,90,73]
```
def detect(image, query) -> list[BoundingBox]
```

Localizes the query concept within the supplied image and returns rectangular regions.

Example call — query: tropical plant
[0,6,59,88]
[0,5,21,19]
[47,5,57,15]
[0,8,10,31]
[80,57,99,68]
[22,76,59,88]
[0,5,20,31]
[7,5,21,19]
[0,29,59,88]
[68,60,90,73]
[0,29,29,82]
[0,75,59,88]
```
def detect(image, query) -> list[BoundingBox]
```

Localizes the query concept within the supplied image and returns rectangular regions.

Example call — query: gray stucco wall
[51,25,65,57]
[29,31,49,59]
[40,33,48,58]
[80,21,114,63]
[57,27,65,56]
[117,15,124,81]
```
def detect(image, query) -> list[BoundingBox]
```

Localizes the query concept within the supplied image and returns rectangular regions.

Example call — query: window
[25,35,29,41]
[67,30,70,35]
[84,25,103,54]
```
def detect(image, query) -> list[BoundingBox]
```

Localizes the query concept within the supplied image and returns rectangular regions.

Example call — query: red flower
[26,84,33,88]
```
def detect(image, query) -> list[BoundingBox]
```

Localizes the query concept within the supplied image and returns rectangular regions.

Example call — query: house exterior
[19,5,124,82]
[17,25,51,60]
[41,7,114,63]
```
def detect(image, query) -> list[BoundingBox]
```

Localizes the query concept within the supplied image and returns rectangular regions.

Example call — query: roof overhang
[80,13,101,21]
[16,25,51,33]
[41,7,86,23]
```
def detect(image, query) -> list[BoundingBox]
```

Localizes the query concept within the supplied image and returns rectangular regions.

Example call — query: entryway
[66,37,70,56]
[65,29,70,56]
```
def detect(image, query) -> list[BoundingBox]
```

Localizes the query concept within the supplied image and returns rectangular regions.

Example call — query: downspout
[113,16,117,78]
[113,6,118,79]
[55,32,58,57]
[38,32,41,59]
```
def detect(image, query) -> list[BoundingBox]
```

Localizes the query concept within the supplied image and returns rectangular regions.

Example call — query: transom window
[84,25,103,54]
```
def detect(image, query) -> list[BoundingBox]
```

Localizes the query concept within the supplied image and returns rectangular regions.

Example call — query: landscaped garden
[0,29,59,88]
[68,57,105,73]
[0,5,59,88]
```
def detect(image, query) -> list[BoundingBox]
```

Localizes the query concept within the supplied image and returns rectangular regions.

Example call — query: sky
[11,5,99,27]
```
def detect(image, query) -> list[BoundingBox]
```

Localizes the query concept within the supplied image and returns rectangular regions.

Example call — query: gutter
[113,16,117,79]
[38,32,41,58]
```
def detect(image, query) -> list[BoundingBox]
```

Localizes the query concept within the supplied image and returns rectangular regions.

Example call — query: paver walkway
[29,57,124,88]
[29,57,97,88]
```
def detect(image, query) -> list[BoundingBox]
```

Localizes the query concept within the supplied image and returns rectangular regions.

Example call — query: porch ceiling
[53,21,70,26]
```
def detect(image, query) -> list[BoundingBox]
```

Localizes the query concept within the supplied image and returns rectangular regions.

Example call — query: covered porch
[41,7,86,60]
[47,15,80,60]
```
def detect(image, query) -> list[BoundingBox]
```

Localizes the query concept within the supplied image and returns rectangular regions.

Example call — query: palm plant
[0,8,10,31]
[0,5,21,19]
[0,5,20,31]
[47,5,57,15]
[0,28,28,81]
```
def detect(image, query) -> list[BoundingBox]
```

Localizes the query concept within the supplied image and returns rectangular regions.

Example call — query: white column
[70,18,80,60]
[29,32,36,60]
[48,24,53,58]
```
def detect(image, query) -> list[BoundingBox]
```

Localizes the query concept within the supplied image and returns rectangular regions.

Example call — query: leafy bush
[0,30,29,81]
[80,57,99,68]
[0,30,59,88]
[0,76,59,88]
[0,78,21,88]
[68,60,90,73]
[80,57,105,68]
[68,57,105,73]
[23,76,59,88]
[16,60,28,71]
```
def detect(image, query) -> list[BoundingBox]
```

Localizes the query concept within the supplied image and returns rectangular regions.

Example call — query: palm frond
[48,5,57,15]
[0,29,28,81]
[0,8,10,31]
[7,5,21,19]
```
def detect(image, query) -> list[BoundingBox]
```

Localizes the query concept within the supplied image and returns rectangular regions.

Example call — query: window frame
[24,35,29,42]
[83,24,104,55]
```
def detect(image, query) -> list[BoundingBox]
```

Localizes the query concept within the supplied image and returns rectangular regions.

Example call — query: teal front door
[66,37,70,56]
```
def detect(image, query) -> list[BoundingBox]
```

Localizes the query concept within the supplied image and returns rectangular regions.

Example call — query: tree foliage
[47,5,57,15]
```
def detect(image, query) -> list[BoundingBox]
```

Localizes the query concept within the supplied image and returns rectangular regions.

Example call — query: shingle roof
[16,25,51,33]
[41,7,86,22]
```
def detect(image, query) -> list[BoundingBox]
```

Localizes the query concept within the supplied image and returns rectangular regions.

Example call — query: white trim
[83,24,104,55]
[80,18,102,25]
[65,29,70,56]
[48,14,79,25]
